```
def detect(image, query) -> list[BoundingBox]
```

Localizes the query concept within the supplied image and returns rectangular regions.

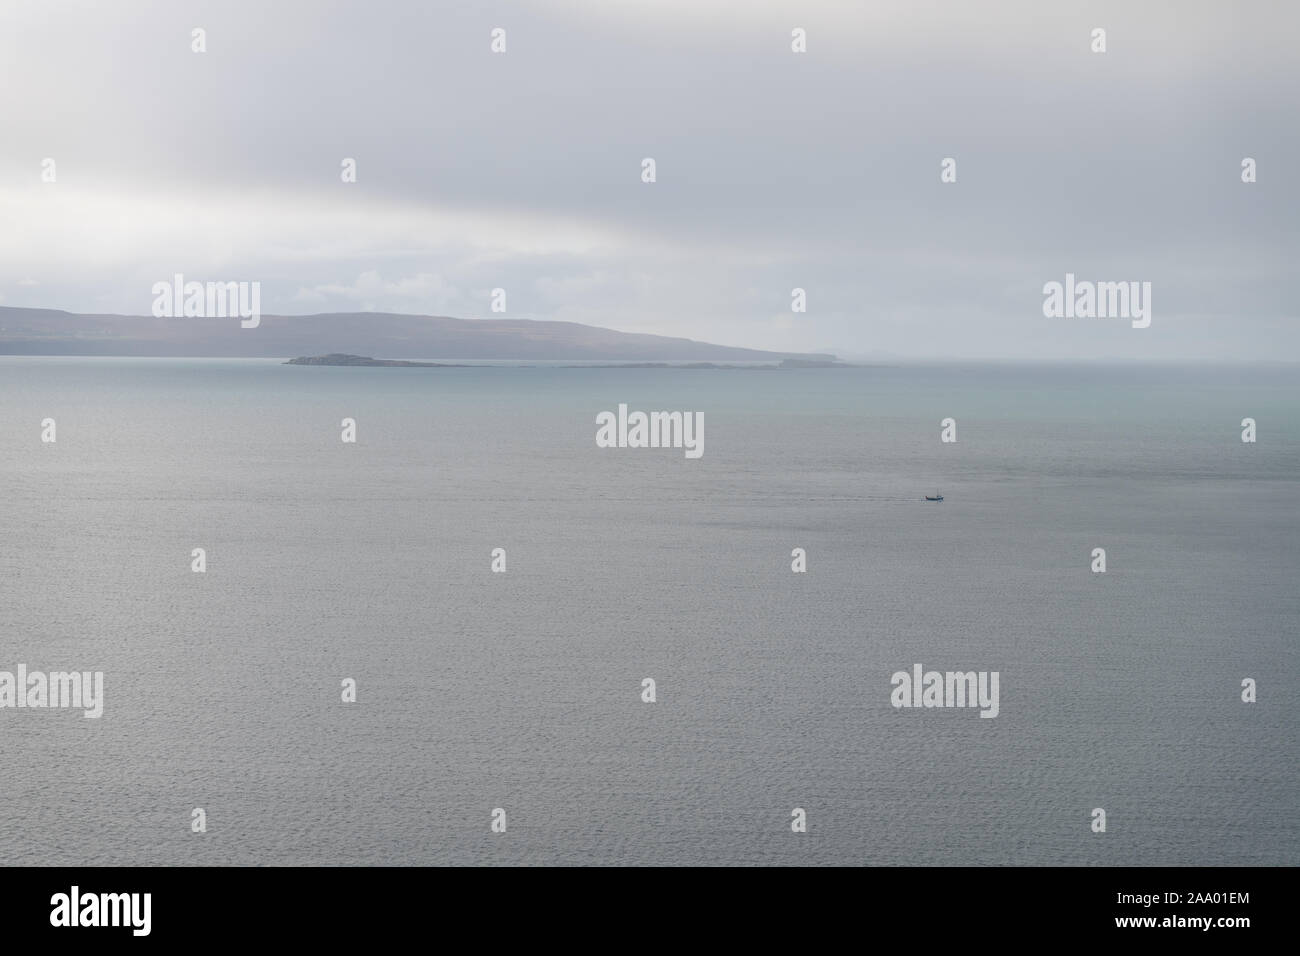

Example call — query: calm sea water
[0,357,1296,865]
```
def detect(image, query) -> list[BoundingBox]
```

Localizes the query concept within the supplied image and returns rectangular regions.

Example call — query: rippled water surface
[1,358,1295,865]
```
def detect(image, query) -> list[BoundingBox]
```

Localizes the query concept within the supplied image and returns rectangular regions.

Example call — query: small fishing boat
[925,494,944,502]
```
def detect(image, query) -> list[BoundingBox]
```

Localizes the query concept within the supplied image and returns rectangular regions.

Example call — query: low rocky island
[286,354,854,369]
[285,354,472,367]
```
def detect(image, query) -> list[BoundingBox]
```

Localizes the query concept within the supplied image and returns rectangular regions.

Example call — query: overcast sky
[0,0,1295,360]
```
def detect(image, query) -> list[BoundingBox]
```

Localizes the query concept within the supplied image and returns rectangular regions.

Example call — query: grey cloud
[0,0,1295,359]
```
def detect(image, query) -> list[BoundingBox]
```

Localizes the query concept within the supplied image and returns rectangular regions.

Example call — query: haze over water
[1,357,1295,865]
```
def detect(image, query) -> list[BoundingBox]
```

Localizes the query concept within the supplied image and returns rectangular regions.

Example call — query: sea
[0,357,1296,865]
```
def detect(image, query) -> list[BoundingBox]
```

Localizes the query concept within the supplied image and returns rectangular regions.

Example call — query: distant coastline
[0,306,838,363]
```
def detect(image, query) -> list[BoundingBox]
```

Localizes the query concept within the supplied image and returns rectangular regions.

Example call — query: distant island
[0,305,840,363]
[285,354,853,369]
